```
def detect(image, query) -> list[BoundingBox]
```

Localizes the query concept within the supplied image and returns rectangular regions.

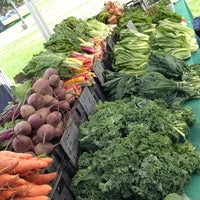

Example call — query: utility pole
[23,0,52,41]
[7,0,28,29]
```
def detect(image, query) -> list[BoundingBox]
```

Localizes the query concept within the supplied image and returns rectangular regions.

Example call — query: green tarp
[174,0,200,199]
[174,0,200,65]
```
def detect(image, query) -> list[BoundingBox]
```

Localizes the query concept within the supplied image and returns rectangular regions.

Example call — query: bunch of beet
[11,68,76,156]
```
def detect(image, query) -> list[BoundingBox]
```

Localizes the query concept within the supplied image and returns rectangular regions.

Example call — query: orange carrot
[24,172,57,185]
[37,157,53,165]
[14,196,50,200]
[15,182,52,197]
[0,190,17,200]
[0,151,34,159]
[9,177,27,187]
[0,158,18,175]
[0,173,19,188]
[11,158,49,174]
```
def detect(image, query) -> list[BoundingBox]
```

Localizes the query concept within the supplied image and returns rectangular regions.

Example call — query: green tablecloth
[174,0,200,65]
[174,1,200,200]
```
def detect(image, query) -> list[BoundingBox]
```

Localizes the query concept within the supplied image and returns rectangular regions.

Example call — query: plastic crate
[71,100,88,127]
[49,161,75,200]
[77,86,97,116]
[193,16,200,38]
[45,145,76,174]
[106,32,117,52]
[89,83,107,102]
[125,0,141,7]
[102,50,113,70]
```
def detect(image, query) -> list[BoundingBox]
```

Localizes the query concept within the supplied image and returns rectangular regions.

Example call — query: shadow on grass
[0,13,30,33]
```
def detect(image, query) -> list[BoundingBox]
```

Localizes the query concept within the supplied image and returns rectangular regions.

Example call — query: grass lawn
[0,31,45,85]
[186,0,200,17]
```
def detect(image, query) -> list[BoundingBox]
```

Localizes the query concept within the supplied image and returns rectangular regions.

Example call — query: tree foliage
[0,0,23,15]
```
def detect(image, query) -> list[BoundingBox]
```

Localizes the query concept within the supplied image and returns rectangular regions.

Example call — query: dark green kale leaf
[72,97,199,200]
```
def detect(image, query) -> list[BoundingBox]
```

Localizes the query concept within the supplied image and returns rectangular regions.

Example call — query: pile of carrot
[0,151,57,200]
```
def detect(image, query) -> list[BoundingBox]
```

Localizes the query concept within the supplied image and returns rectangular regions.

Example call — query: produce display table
[184,100,200,200]
[174,0,200,199]
[174,0,200,65]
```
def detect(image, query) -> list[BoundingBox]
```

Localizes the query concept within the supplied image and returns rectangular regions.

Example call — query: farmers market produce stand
[1,0,200,199]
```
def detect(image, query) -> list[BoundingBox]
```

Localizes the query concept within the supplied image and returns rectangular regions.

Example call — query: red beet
[46,111,62,126]
[65,93,76,105]
[34,142,56,155]
[53,87,66,100]
[43,68,58,79]
[32,78,53,96]
[27,113,45,128]
[43,95,59,107]
[14,121,32,136]
[20,104,35,119]
[36,124,55,143]
[27,93,44,110]
[12,135,33,153]
[36,107,51,122]
[49,74,60,88]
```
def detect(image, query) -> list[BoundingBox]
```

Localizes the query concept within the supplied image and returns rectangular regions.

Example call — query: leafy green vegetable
[11,80,32,105]
[111,29,150,75]
[163,193,182,200]
[103,53,200,107]
[150,19,198,60]
[118,6,152,33]
[71,97,199,200]
[22,51,72,79]
[146,1,182,24]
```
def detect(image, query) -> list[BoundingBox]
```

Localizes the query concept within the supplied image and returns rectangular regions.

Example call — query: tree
[0,0,23,15]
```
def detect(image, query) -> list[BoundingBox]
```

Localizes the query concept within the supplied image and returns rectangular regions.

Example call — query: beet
[34,142,56,155]
[32,135,40,145]
[58,100,70,112]
[46,111,62,126]
[54,127,63,138]
[32,78,53,96]
[12,135,33,153]
[36,107,50,121]
[49,74,60,88]
[36,124,55,143]
[27,113,45,128]
[27,93,44,110]
[65,93,76,105]
[43,95,59,107]
[43,68,58,79]
[58,80,64,88]
[53,87,66,100]
[20,104,35,119]
[14,121,32,136]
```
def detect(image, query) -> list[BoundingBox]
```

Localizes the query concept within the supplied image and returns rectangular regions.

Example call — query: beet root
[27,93,44,110]
[35,107,51,122]
[32,78,53,96]
[34,142,56,155]
[53,87,66,101]
[36,124,55,143]
[49,74,60,88]
[43,95,59,107]
[43,68,58,79]
[27,113,45,129]
[54,127,63,138]
[46,111,62,126]
[65,93,76,105]
[12,135,33,153]
[20,104,35,119]
[14,121,32,136]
